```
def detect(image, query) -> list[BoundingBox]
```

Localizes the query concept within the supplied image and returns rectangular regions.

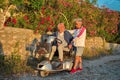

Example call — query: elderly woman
[69,18,86,74]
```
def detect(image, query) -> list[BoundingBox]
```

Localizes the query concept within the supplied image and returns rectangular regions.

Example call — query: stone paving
[1,54,119,80]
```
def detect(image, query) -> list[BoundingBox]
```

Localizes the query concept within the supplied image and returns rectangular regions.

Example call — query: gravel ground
[0,54,120,80]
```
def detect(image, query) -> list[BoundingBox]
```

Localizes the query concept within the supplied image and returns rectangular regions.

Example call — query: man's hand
[57,43,61,46]
[68,44,72,49]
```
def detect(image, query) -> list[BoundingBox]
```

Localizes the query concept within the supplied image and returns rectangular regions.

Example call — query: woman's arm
[67,30,75,35]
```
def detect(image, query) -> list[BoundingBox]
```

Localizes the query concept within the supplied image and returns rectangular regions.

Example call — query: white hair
[73,18,82,22]
[57,23,64,28]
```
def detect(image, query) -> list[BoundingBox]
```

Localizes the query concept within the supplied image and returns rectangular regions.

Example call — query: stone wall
[0,27,40,59]
[0,27,119,59]
[85,37,105,49]
[85,37,120,54]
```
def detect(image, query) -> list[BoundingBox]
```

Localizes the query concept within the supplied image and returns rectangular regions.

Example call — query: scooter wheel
[40,71,49,77]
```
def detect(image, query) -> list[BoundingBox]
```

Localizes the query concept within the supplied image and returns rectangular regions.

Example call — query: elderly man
[49,23,73,62]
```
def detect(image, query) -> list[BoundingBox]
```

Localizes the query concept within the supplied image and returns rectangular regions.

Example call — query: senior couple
[48,18,86,74]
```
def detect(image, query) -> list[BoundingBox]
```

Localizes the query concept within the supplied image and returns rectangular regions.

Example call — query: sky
[90,0,120,11]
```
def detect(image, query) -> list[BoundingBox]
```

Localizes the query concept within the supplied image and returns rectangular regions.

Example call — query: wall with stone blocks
[0,27,120,59]
[0,27,40,59]
[85,37,105,49]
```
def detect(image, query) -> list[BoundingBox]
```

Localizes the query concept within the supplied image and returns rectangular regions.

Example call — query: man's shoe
[70,69,77,74]
[77,68,82,71]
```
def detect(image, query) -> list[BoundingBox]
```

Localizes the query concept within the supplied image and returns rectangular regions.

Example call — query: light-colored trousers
[49,45,70,61]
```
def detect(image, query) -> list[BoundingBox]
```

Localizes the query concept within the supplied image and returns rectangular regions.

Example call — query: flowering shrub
[4,17,17,27]
[3,0,120,43]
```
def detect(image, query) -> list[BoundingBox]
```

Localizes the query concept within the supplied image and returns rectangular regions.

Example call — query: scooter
[26,33,74,77]
[37,59,73,77]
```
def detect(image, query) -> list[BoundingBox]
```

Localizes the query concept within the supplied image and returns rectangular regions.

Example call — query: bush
[0,54,33,75]
[3,0,120,43]
[2,0,120,76]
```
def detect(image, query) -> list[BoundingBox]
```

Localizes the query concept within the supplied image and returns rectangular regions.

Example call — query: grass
[0,54,34,76]
[0,41,35,76]
[83,47,113,60]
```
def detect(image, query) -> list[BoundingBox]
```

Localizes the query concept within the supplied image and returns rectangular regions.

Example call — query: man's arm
[64,30,73,44]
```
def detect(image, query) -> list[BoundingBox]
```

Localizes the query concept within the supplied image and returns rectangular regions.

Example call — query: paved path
[0,54,120,80]
[18,54,120,80]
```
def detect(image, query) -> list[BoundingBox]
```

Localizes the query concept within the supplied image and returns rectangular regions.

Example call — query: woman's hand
[73,37,78,41]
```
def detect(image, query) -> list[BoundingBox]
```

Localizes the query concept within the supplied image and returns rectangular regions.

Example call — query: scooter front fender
[37,61,52,71]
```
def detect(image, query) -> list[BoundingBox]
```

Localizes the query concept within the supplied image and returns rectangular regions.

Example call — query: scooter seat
[51,61,62,69]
